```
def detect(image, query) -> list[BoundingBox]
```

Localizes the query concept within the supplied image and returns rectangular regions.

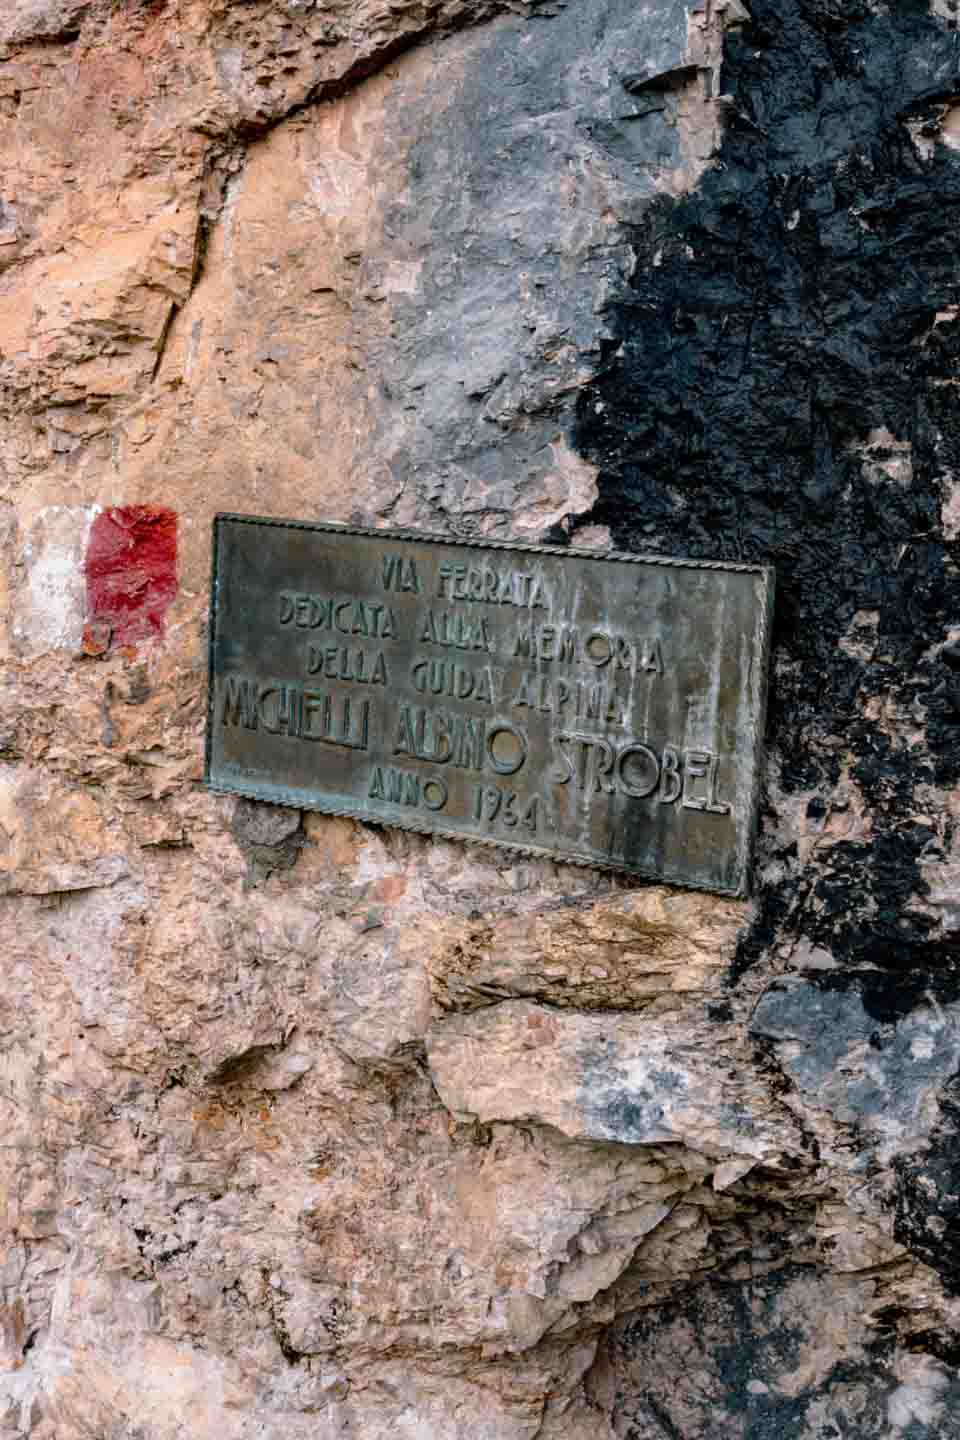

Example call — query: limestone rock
[604,1268,960,1440]
[3,0,960,1435]
[427,886,748,1013]
[751,975,960,1164]
[427,997,803,1162]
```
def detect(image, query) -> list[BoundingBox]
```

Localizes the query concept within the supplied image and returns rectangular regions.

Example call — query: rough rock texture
[3,0,960,1436]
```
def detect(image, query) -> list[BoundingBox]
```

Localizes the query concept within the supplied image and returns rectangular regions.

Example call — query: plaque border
[205,513,775,897]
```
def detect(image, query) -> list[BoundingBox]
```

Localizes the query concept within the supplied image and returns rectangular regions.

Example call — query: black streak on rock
[574,0,960,985]
[572,0,960,1297]
[895,1082,960,1300]
[608,1266,901,1438]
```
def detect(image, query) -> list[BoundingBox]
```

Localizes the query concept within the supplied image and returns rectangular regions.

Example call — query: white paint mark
[13,505,100,656]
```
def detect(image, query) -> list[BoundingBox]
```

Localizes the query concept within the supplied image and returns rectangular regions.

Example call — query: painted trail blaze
[84,506,178,648]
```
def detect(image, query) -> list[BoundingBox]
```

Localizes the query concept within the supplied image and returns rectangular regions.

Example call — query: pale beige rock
[0,763,126,894]
[427,886,747,1013]
[427,998,803,1164]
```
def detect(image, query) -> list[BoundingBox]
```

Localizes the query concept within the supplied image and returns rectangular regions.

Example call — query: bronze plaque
[205,516,774,895]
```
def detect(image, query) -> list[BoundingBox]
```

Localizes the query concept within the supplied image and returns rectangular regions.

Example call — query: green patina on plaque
[205,515,774,895]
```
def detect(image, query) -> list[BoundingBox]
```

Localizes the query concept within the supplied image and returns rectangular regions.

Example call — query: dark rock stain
[576,0,960,949]
[572,0,960,1296]
[895,1079,960,1300]
[230,798,303,888]
[609,1267,901,1438]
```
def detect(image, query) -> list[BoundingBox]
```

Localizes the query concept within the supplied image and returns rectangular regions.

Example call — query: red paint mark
[84,506,177,649]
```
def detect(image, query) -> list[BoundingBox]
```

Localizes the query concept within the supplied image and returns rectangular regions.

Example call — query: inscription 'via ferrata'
[209,520,772,892]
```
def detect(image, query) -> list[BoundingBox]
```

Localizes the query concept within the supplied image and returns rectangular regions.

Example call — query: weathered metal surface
[205,515,774,895]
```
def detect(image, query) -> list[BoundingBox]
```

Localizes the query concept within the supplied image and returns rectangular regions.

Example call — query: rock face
[2,0,960,1436]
